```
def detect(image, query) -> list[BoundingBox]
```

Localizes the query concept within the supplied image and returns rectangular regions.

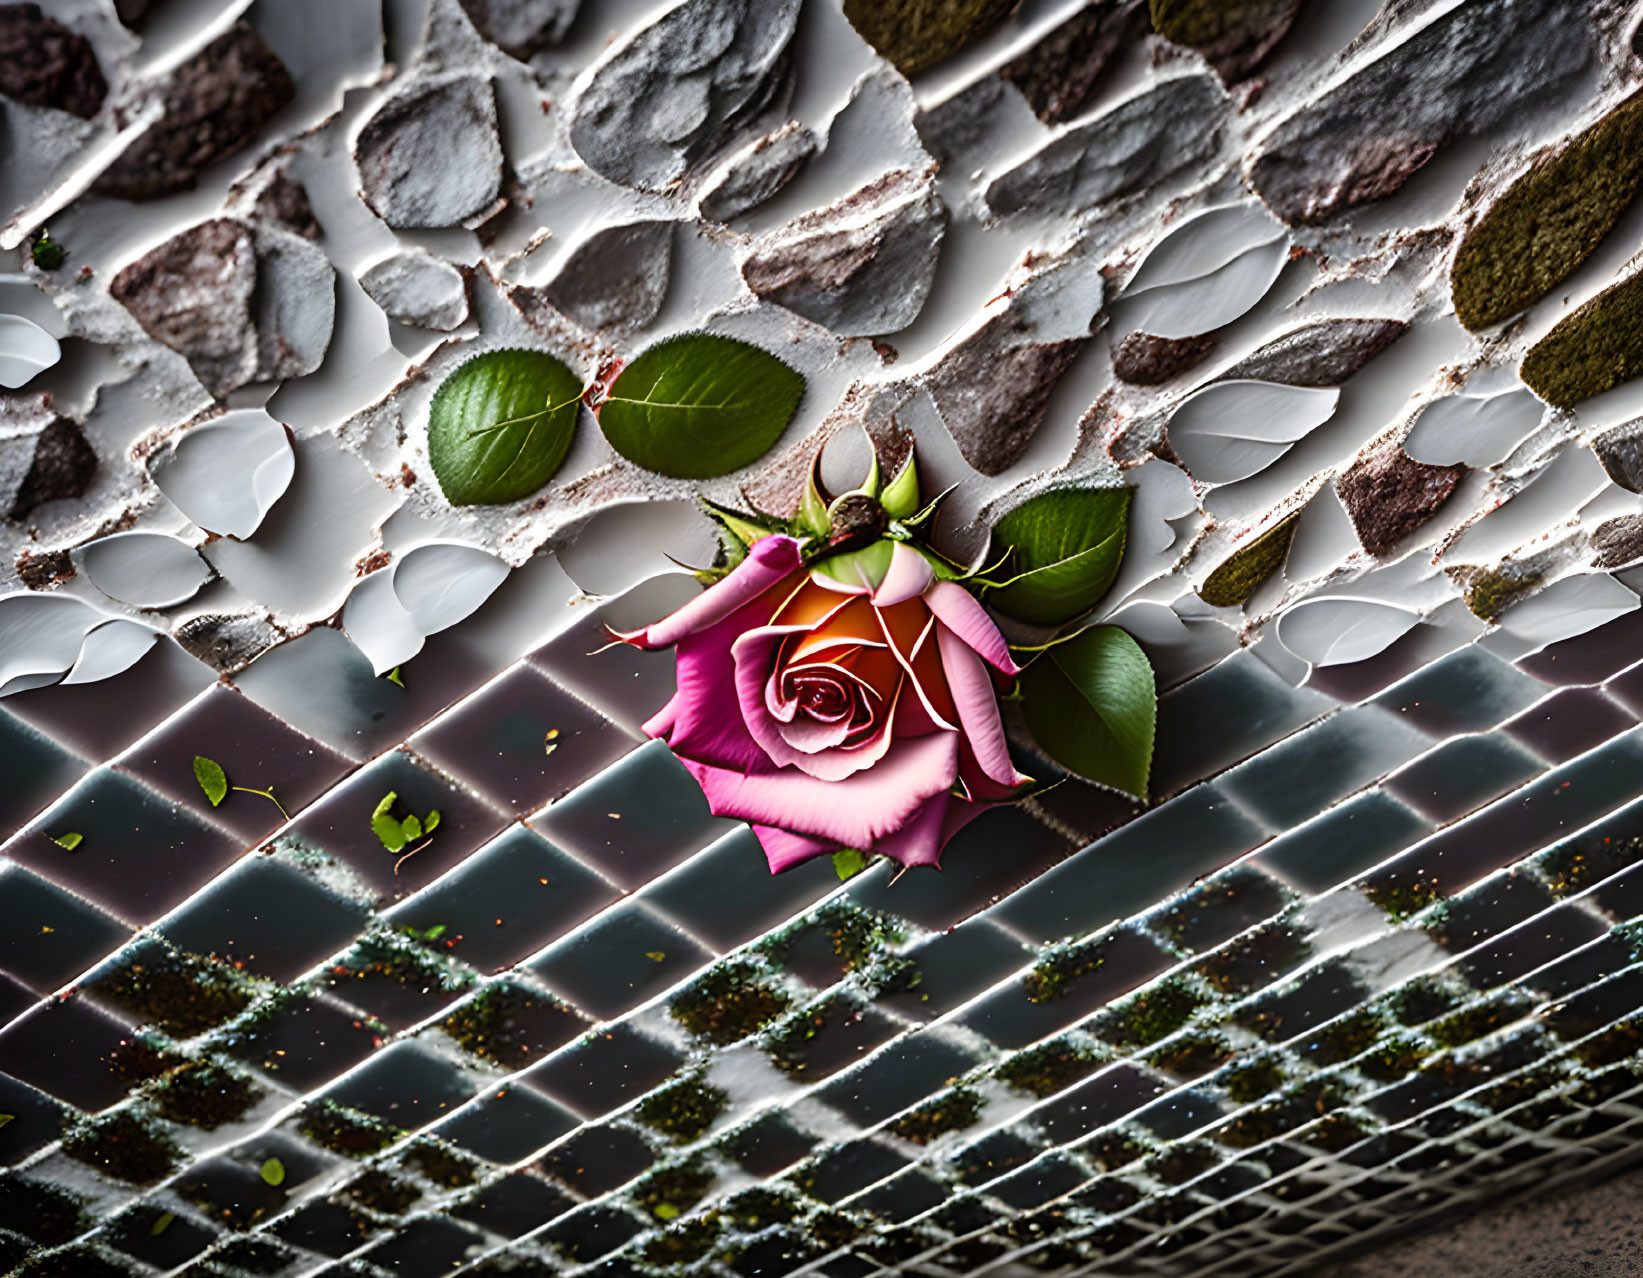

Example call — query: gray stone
[251,224,336,382]
[355,74,502,228]
[0,3,107,120]
[741,169,946,337]
[999,0,1150,124]
[698,121,817,222]
[542,221,673,332]
[359,250,470,331]
[0,392,96,520]
[927,313,1089,476]
[1249,0,1594,224]
[1221,318,1409,387]
[457,0,580,59]
[568,0,800,192]
[985,73,1226,217]
[1592,421,1643,494]
[174,610,284,674]
[109,219,260,398]
[1592,516,1643,569]
[913,77,1004,167]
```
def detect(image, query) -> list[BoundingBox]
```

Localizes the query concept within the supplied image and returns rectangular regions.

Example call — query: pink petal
[937,623,1034,793]
[679,731,960,849]
[750,824,837,873]
[775,703,855,753]
[876,609,957,735]
[872,542,935,607]
[924,581,1020,677]
[871,792,949,867]
[611,535,804,650]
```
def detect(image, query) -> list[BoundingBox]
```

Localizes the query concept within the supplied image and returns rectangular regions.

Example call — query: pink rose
[615,534,1031,873]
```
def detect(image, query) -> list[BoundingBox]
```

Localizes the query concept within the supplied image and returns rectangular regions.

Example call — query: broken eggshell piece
[0,592,158,696]
[1274,594,1422,667]
[78,531,214,608]
[1116,203,1288,340]
[1403,387,1545,468]
[1168,380,1340,485]
[1493,572,1638,649]
[149,408,296,539]
[342,541,510,675]
[0,313,63,389]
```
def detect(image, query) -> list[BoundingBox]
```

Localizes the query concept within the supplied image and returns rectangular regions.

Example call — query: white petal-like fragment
[1495,573,1639,647]
[1106,599,1238,686]
[342,569,425,675]
[1275,595,1421,667]
[1124,203,1287,297]
[1169,380,1340,485]
[79,532,213,608]
[0,592,100,696]
[0,314,62,390]
[559,500,721,597]
[62,619,159,685]
[1403,388,1545,467]
[391,542,510,636]
[150,409,296,539]
[1121,239,1290,340]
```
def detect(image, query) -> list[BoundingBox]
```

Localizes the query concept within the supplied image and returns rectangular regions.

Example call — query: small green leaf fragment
[31,232,67,271]
[52,832,82,851]
[194,755,229,807]
[423,809,441,834]
[385,666,405,687]
[371,792,407,853]
[0,1114,13,1128]
[833,849,869,881]
[260,1157,286,1186]
[653,1202,680,1220]
[424,925,447,942]
[150,1212,174,1236]
[401,814,422,842]
[645,951,666,963]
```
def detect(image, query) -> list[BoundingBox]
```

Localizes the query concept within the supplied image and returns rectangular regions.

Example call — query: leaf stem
[233,786,290,821]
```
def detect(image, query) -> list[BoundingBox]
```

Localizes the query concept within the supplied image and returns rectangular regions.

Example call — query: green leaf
[150,1212,174,1236]
[424,810,441,834]
[52,832,82,851]
[880,452,920,519]
[599,333,804,479]
[371,792,406,853]
[385,666,405,687]
[193,755,229,807]
[987,487,1130,626]
[260,1157,286,1186]
[811,540,894,591]
[1019,626,1155,800]
[401,814,422,842]
[797,458,830,538]
[424,924,447,941]
[427,348,584,506]
[833,849,869,881]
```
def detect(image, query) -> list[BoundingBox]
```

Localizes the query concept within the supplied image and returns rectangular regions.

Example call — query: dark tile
[1372,646,1545,737]
[876,919,1033,1022]
[527,583,689,733]
[852,1167,949,1221]
[0,993,135,1110]
[411,664,640,815]
[2,639,214,761]
[537,1124,655,1195]
[0,861,131,993]
[1502,687,1635,764]
[1426,872,1556,954]
[1519,607,1643,686]
[767,996,900,1080]
[988,1155,1088,1210]
[1459,905,1608,991]
[0,1069,69,1165]
[526,903,712,1021]
[361,1215,491,1276]
[4,769,244,927]
[0,709,88,846]
[322,1040,478,1131]
[159,856,368,983]
[521,1023,683,1118]
[434,1084,579,1165]
[270,1198,378,1257]
[284,747,509,904]
[643,825,837,952]
[720,1112,819,1177]
[321,935,478,1032]
[814,1032,981,1127]
[1385,734,1543,823]
[1148,864,1292,955]
[528,740,735,891]
[225,993,382,1090]
[115,683,353,839]
[105,1202,217,1269]
[437,981,587,1070]
[1035,1065,1169,1143]
[382,825,620,976]
[172,1156,288,1232]
[797,1139,909,1203]
[452,1171,575,1238]
[541,1204,648,1264]
[1236,962,1366,1044]
[1255,790,1430,894]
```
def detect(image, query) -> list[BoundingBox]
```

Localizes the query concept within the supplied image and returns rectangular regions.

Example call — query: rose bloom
[615,534,1031,873]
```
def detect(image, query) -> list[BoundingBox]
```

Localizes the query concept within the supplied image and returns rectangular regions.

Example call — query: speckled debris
[93,22,295,201]
[569,0,801,192]
[355,74,503,229]
[0,3,107,120]
[1336,431,1463,557]
[986,72,1226,216]
[698,121,817,222]
[360,250,470,332]
[1249,0,1594,224]
[457,0,580,60]
[0,393,95,520]
[742,169,947,337]
[1220,317,1409,387]
[543,221,675,332]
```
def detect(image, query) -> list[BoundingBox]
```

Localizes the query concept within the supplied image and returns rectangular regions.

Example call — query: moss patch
[634,1073,730,1144]
[1198,513,1300,607]
[61,1111,180,1184]
[0,1177,87,1246]
[439,983,580,1071]
[643,1212,723,1266]
[721,1187,805,1230]
[995,1038,1105,1098]
[1022,936,1109,1003]
[18,1246,132,1278]
[671,960,790,1045]
[107,1034,188,1083]
[1521,268,1643,407]
[90,946,253,1037]
[298,1100,405,1158]
[327,933,474,996]
[1427,994,1531,1049]
[767,901,910,991]
[211,1237,294,1274]
[1576,1017,1643,1068]
[403,1139,478,1187]
[1388,977,1460,1027]
[1147,1032,1236,1078]
[1453,92,1643,331]
[889,1088,985,1144]
[1449,562,1547,624]
[1097,976,1213,1050]
[1220,1078,1347,1148]
[1537,833,1643,898]
[339,1168,421,1215]
[1084,1128,1152,1171]
[841,0,1017,77]
[633,1160,715,1221]
[1362,868,1443,922]
[1222,1055,1287,1104]
[1357,1033,1429,1082]
[150,1061,263,1130]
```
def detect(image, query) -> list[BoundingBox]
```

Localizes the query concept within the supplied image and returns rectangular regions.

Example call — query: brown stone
[12,418,96,518]
[1221,317,1408,387]
[1335,436,1462,557]
[15,547,74,590]
[254,172,321,239]
[93,23,295,201]
[1592,516,1643,570]
[0,3,107,119]
[1112,331,1216,386]
[999,0,1149,124]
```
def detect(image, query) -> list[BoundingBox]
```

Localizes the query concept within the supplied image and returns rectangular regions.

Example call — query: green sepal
[797,455,830,538]
[880,451,919,519]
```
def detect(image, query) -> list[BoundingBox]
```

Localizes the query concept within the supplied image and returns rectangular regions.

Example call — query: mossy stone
[1521,268,1643,407]
[633,1160,715,1220]
[1022,936,1109,1003]
[995,1038,1105,1097]
[888,1088,986,1144]
[150,1061,263,1130]
[1448,563,1545,622]
[842,0,1018,77]
[1198,512,1299,607]
[671,960,790,1045]
[643,1212,723,1266]
[61,1112,180,1184]
[1453,91,1643,331]
[1221,1054,1286,1104]
[634,1074,730,1144]
[90,946,254,1038]
[298,1100,404,1158]
[1097,976,1213,1049]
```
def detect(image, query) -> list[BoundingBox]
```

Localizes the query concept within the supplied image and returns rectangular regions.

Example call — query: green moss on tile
[889,1088,986,1144]
[17,1246,129,1278]
[634,1073,730,1144]
[1388,977,1460,1027]
[766,900,911,992]
[1084,1127,1154,1171]
[1145,1141,1219,1185]
[1022,935,1109,1003]
[1448,562,1547,624]
[1198,513,1300,608]
[1098,976,1213,1050]
[995,1037,1106,1098]
[643,1211,723,1266]
[1453,91,1643,331]
[211,1236,294,1274]
[1147,1031,1236,1078]
[633,1160,715,1221]
[1222,1054,1287,1104]
[403,1139,478,1187]
[298,1100,405,1158]
[1576,1017,1643,1067]
[90,946,254,1037]
[721,1187,806,1231]
[149,1060,263,1130]
[1521,268,1643,407]
[438,982,577,1071]
[1362,870,1443,922]
[1299,1008,1384,1066]
[107,1034,188,1083]
[1220,1078,1347,1148]
[61,1111,180,1184]
[328,932,475,997]
[764,994,853,1077]
[671,959,791,1045]
[1427,995,1531,1049]
[1479,1062,1570,1112]
[1299,1110,1374,1153]
[339,1168,421,1215]
[1349,1034,1425,1080]
[1537,833,1643,898]
[808,1207,865,1250]
[841,0,1017,77]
